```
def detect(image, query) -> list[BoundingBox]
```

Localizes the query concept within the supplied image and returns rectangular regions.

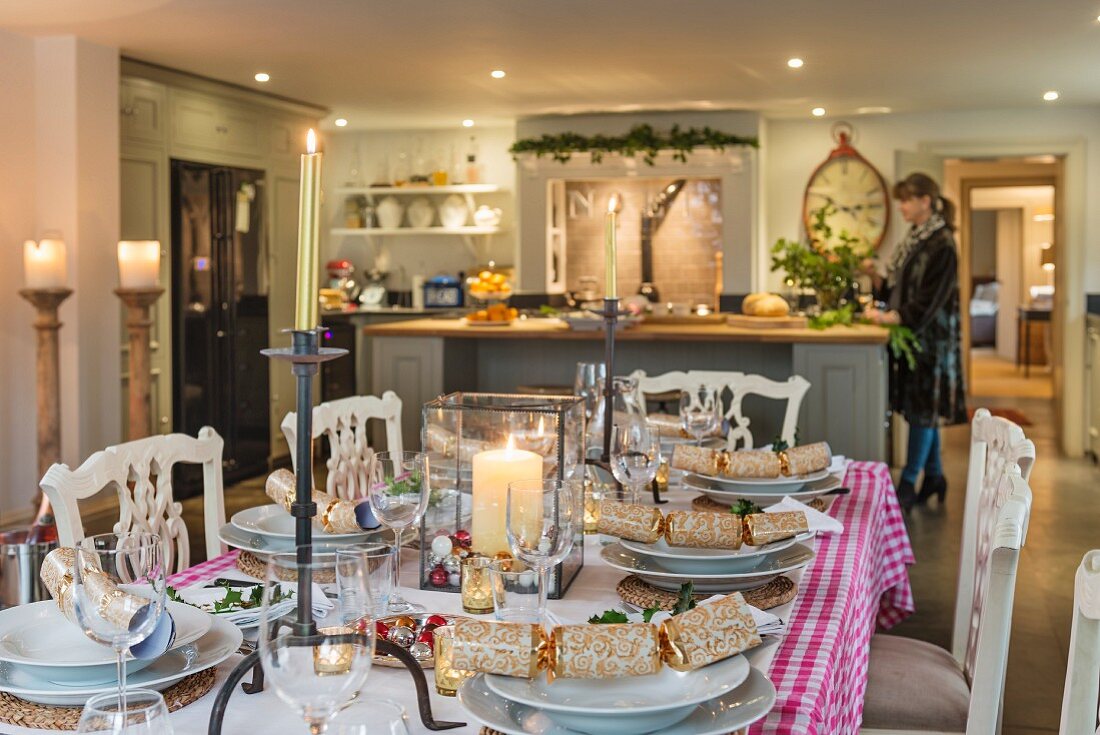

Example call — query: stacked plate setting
[457,655,777,735]
[219,503,377,555]
[0,601,240,705]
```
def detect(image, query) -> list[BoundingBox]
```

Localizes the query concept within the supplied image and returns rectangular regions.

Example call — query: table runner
[5,461,911,735]
[750,461,915,735]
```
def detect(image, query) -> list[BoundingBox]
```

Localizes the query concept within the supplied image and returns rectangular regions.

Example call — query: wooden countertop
[360,317,889,345]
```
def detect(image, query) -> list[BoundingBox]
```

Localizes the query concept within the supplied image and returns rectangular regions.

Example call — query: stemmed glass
[260,551,375,735]
[505,479,581,624]
[679,386,722,445]
[367,451,430,613]
[70,532,167,729]
[610,421,661,503]
[76,689,172,734]
[573,362,607,422]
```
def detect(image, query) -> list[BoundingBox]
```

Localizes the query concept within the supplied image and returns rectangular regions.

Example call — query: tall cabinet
[119,60,325,472]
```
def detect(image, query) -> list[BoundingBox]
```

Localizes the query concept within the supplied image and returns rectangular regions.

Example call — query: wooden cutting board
[726,313,809,329]
[643,313,728,325]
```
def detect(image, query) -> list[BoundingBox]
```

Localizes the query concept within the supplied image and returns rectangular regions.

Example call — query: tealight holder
[460,557,494,614]
[433,625,474,696]
[583,479,604,535]
[420,392,585,598]
[313,626,355,676]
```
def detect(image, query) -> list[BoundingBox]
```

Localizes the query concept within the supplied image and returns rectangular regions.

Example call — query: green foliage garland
[509,124,759,165]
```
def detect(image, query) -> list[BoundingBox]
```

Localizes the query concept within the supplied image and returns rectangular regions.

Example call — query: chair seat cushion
[861,634,970,732]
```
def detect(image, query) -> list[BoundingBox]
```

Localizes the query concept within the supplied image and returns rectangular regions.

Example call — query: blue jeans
[902,425,943,485]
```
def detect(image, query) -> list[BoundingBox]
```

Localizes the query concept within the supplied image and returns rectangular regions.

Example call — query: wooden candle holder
[114,287,165,441]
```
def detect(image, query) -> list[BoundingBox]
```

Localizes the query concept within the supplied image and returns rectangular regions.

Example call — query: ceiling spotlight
[490,69,506,79]
[462,119,475,128]
[254,72,270,83]
[787,58,804,68]
[857,106,892,115]
[1043,90,1059,101]
[334,118,348,127]
[811,107,826,117]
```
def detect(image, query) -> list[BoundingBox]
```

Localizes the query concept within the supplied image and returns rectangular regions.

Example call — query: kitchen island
[363,317,890,460]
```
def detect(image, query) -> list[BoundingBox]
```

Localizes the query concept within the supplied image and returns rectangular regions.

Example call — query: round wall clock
[802,123,890,249]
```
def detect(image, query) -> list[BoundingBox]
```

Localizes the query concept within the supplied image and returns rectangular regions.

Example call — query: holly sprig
[730,499,763,517]
[166,581,292,614]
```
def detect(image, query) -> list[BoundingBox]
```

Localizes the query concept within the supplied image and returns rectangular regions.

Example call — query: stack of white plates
[683,469,839,502]
[218,503,378,555]
[600,541,815,593]
[0,601,241,705]
[458,656,776,735]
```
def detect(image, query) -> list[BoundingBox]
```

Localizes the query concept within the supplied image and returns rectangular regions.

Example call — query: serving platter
[231,504,376,541]
[620,532,813,574]
[600,542,814,593]
[689,467,830,495]
[458,667,776,735]
[0,615,241,705]
[683,473,840,503]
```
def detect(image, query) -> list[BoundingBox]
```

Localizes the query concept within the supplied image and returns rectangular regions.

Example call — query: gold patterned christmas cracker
[40,547,150,631]
[743,511,809,546]
[551,624,661,679]
[726,450,783,478]
[664,510,743,550]
[596,501,664,543]
[265,469,363,534]
[670,444,723,476]
[646,413,722,439]
[781,442,831,476]
[451,619,546,679]
[660,592,761,671]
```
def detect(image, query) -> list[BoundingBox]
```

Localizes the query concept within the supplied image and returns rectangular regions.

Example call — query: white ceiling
[3,0,1099,130]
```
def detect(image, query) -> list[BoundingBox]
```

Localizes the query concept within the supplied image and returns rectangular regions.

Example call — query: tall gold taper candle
[295,129,323,330]
[605,192,622,299]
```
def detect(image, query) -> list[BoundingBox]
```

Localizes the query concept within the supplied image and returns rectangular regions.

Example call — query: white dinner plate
[0,601,212,683]
[231,504,375,541]
[218,522,364,556]
[600,542,814,592]
[458,667,776,735]
[620,532,813,574]
[691,467,830,494]
[0,615,242,705]
[684,473,840,503]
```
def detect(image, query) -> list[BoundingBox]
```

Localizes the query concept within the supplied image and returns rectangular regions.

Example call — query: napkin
[765,496,844,535]
[177,576,333,627]
[828,455,850,477]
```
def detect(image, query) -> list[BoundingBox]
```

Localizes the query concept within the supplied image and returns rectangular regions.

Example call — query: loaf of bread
[742,293,790,317]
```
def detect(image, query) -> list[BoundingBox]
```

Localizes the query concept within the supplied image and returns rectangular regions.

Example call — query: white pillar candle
[23,239,67,289]
[117,240,161,288]
[471,437,542,556]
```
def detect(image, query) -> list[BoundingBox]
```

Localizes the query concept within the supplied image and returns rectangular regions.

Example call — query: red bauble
[429,567,448,587]
[425,614,449,628]
[453,529,472,548]
[375,620,390,640]
[416,628,436,651]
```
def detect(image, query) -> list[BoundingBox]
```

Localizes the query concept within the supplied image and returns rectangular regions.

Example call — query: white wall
[321,126,517,292]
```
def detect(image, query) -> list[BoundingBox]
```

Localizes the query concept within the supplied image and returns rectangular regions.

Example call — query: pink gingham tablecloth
[750,460,915,735]
[168,549,240,587]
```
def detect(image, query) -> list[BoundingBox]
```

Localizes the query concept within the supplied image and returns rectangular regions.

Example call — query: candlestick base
[114,287,165,441]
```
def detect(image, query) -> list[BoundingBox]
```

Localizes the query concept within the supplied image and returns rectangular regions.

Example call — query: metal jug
[0,529,56,608]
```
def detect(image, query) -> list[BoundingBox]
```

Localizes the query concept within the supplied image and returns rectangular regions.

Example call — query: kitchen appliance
[359,268,389,307]
[326,259,361,304]
[171,160,270,489]
[638,179,687,303]
[423,275,464,308]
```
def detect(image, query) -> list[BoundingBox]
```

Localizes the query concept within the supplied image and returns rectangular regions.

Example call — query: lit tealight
[811,107,826,117]
[787,58,804,68]
[254,72,270,83]
[1043,90,1060,101]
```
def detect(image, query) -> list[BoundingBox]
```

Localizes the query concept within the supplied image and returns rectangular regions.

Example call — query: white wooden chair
[861,464,1034,734]
[1059,550,1100,735]
[282,391,403,501]
[627,369,810,449]
[40,427,225,574]
[954,407,1035,663]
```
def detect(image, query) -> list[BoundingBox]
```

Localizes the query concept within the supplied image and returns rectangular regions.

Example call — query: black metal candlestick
[208,328,463,733]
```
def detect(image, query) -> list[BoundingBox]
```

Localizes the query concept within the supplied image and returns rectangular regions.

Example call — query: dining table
[2,461,913,735]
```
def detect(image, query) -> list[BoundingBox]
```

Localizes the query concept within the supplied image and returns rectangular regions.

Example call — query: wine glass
[336,542,397,621]
[329,699,410,735]
[367,451,430,613]
[610,421,660,503]
[505,479,581,624]
[679,386,722,445]
[260,551,375,735]
[76,689,172,734]
[573,362,606,422]
[70,532,167,727]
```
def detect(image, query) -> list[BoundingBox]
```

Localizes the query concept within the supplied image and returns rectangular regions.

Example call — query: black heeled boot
[917,474,948,505]
[897,479,917,514]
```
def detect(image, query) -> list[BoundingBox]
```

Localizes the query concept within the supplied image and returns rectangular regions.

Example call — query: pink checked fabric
[167,549,240,588]
[750,461,915,735]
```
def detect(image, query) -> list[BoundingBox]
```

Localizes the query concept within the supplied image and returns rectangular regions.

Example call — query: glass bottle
[465,136,481,184]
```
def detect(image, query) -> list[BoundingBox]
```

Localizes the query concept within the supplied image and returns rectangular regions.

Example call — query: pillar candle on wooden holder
[117,240,161,288]
[471,435,541,556]
[23,239,67,289]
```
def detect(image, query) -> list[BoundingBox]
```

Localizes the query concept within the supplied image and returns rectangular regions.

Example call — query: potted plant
[770,204,872,313]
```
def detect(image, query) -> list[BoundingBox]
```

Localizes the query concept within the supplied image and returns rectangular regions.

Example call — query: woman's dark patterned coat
[878,225,968,428]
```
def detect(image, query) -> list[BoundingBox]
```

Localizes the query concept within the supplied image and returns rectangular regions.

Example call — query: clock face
[804,155,889,249]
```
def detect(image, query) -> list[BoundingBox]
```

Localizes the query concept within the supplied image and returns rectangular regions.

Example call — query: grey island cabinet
[363,318,891,461]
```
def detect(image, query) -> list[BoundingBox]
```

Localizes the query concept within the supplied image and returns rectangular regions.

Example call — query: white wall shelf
[331,226,503,236]
[333,184,504,196]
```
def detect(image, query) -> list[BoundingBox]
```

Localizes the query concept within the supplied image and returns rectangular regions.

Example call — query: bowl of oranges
[465,270,516,325]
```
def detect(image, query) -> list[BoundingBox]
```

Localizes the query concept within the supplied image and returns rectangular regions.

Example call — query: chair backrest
[627,369,810,450]
[953,407,1036,663]
[40,427,225,574]
[962,465,1032,735]
[1060,550,1100,735]
[282,392,403,500]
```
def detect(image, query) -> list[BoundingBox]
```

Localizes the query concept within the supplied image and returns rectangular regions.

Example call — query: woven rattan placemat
[236,550,335,583]
[0,667,216,731]
[617,574,796,611]
[691,494,828,514]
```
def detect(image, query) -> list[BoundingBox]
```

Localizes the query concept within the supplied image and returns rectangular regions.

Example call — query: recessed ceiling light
[334,118,348,127]
[254,72,270,83]
[490,70,506,79]
[787,58,804,68]
[1043,90,1060,101]
[811,107,826,117]
[462,119,475,128]
[857,106,892,115]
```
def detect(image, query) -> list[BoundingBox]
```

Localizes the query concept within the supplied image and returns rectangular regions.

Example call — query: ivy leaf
[588,609,630,625]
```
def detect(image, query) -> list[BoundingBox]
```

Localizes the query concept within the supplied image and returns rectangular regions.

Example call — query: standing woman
[865,173,967,511]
